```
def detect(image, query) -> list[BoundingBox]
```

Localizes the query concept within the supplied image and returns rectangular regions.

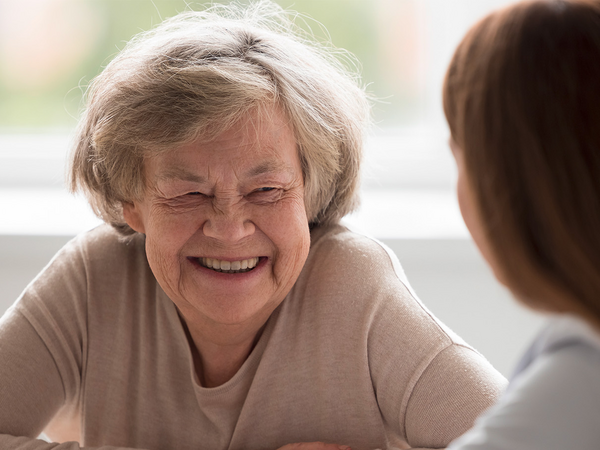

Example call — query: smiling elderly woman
[0,2,505,450]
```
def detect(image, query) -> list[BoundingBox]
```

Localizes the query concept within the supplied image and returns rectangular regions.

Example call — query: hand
[277,442,351,450]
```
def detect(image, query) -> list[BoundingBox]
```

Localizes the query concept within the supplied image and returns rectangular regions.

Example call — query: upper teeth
[201,257,259,272]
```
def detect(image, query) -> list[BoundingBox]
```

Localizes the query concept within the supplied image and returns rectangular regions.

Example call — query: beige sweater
[0,223,506,450]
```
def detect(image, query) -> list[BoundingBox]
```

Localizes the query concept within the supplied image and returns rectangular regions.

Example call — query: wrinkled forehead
[153,158,299,184]
[144,105,302,184]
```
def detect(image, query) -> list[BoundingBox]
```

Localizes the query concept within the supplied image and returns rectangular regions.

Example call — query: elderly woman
[0,2,505,450]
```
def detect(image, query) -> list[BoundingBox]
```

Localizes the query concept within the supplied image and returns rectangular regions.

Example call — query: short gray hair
[69,0,370,234]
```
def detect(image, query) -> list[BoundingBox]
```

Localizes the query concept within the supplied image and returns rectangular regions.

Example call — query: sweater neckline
[157,285,279,396]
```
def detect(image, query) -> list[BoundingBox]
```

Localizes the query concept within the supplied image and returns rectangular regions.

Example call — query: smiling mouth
[198,257,260,274]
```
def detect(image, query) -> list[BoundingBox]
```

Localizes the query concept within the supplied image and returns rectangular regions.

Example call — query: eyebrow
[156,167,207,184]
[156,160,295,183]
[245,160,295,178]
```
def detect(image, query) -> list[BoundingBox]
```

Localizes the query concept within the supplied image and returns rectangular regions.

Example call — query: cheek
[143,210,195,268]
[457,173,485,250]
[456,175,476,236]
[260,197,310,266]
[144,231,181,274]
[456,173,503,280]
[146,204,200,238]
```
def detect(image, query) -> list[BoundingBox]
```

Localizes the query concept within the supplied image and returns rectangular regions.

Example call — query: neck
[179,313,266,388]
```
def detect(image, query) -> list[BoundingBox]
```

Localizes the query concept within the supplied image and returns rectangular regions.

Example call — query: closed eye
[248,187,282,203]
[180,191,210,200]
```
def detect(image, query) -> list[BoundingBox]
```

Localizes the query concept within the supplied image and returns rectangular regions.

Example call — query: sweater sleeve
[0,307,65,439]
[0,235,146,450]
[353,230,507,449]
[404,343,507,449]
[0,311,140,449]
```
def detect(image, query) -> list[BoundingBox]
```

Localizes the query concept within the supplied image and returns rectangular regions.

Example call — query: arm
[403,344,507,449]
[362,274,506,448]
[0,307,65,447]
[354,234,507,449]
[306,227,506,449]
[0,237,143,450]
[0,307,138,449]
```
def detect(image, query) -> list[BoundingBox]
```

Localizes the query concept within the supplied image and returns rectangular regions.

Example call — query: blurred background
[0,0,545,377]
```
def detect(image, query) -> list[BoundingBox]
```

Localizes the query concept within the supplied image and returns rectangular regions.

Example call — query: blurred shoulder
[449,341,600,450]
[511,320,600,400]
[58,224,147,268]
[72,224,144,256]
[25,224,148,297]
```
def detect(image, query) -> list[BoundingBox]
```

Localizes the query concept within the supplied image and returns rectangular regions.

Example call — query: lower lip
[187,257,268,280]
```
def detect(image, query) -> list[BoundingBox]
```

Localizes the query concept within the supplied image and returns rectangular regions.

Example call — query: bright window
[0,0,515,237]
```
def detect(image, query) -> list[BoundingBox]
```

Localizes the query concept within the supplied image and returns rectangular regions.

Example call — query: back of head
[444,0,600,327]
[70,0,369,234]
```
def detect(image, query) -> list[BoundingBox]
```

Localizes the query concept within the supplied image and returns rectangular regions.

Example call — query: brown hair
[69,1,370,234]
[444,0,600,327]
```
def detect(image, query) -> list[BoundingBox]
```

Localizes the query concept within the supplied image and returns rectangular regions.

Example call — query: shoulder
[306,222,409,289]
[511,341,600,406]
[512,314,600,378]
[297,223,461,345]
[309,222,391,259]
[301,225,466,345]
[299,223,413,313]
[17,225,150,316]
[26,224,146,273]
[69,224,146,266]
[46,224,150,284]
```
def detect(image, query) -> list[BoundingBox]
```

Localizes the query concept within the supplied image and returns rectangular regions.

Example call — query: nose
[202,199,256,243]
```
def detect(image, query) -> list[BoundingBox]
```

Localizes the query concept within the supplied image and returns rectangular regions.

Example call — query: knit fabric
[0,223,506,450]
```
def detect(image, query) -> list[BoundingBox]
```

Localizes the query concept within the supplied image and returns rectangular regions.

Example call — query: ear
[122,201,146,234]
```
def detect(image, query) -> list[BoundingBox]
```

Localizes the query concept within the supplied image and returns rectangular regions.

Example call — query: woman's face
[123,106,310,331]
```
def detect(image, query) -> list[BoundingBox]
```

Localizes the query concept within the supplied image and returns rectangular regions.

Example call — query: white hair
[70,0,371,234]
